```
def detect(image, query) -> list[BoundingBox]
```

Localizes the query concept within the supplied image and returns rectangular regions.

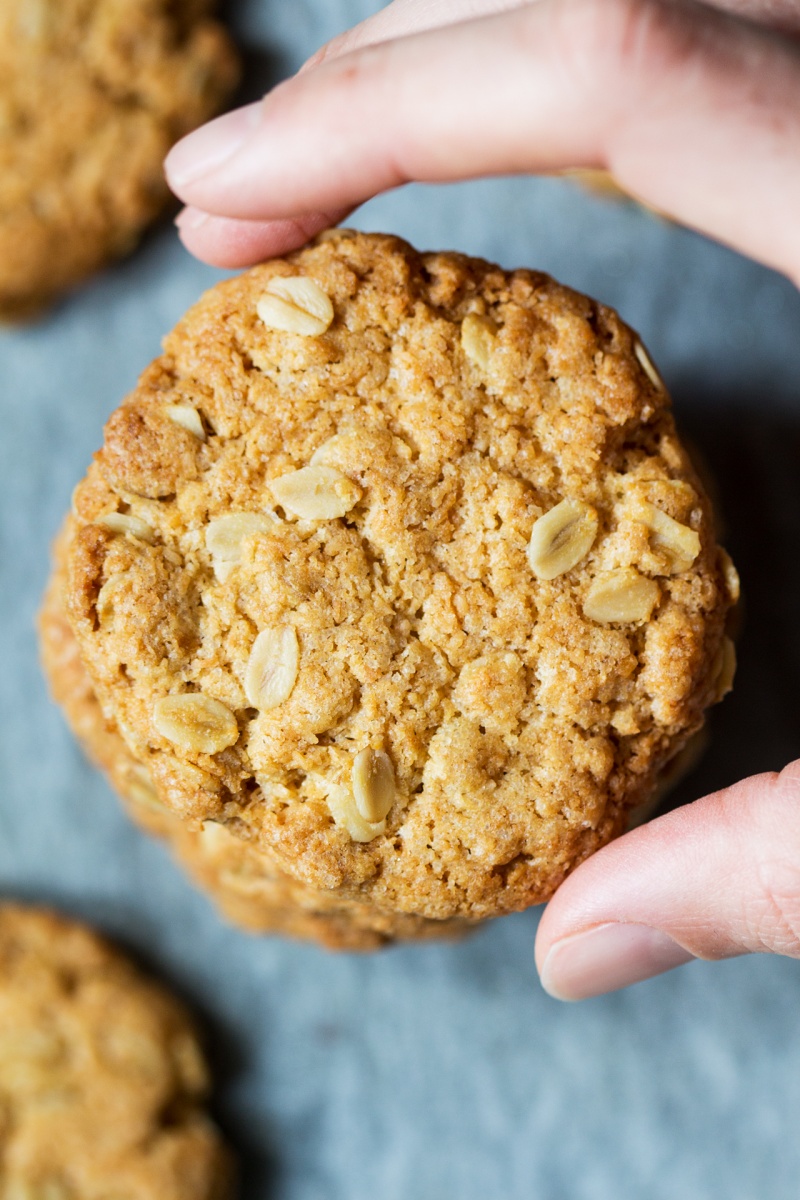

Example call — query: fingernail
[175,207,210,231]
[165,102,263,188]
[539,923,695,1001]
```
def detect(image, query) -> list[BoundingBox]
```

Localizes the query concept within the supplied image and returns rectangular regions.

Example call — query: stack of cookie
[40,232,739,949]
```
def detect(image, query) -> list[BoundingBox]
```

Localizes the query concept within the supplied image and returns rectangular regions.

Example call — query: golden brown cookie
[0,0,239,319]
[39,550,469,950]
[172,820,469,949]
[60,231,738,922]
[0,904,233,1198]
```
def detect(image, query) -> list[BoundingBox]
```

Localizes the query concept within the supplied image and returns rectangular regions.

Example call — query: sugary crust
[63,232,735,920]
[172,820,469,949]
[0,904,233,1198]
[39,548,469,951]
[0,0,239,318]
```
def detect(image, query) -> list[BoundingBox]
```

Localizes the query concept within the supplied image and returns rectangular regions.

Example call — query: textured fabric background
[2,2,800,1196]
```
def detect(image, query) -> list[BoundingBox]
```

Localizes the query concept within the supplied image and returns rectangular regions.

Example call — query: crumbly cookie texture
[172,820,468,948]
[0,905,233,1199]
[63,231,738,921]
[0,0,239,319]
[40,551,468,950]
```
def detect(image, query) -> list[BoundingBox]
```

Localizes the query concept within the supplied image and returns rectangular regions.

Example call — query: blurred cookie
[567,169,632,201]
[0,904,233,1198]
[0,0,239,318]
[40,551,468,950]
[61,231,738,922]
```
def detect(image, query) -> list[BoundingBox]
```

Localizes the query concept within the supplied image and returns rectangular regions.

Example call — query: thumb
[535,762,800,1000]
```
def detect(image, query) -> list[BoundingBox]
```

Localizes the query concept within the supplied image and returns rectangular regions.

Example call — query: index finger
[166,0,800,283]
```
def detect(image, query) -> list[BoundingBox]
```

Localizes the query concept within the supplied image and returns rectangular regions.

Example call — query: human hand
[164,0,800,998]
[165,0,800,281]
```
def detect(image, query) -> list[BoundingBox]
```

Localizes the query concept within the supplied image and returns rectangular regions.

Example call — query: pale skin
[165,0,800,999]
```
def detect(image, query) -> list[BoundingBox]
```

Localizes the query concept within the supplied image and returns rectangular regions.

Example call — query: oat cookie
[171,819,468,948]
[0,905,233,1198]
[40,551,468,950]
[61,231,737,922]
[0,0,238,319]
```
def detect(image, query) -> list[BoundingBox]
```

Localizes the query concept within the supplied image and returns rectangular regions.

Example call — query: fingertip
[174,206,210,233]
[174,208,355,268]
[175,210,271,268]
[534,765,800,994]
[537,922,696,1002]
[165,102,263,196]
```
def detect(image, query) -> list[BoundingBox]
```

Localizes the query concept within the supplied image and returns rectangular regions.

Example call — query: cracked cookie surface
[62,231,737,921]
[0,0,238,318]
[0,905,233,1198]
[40,548,469,950]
